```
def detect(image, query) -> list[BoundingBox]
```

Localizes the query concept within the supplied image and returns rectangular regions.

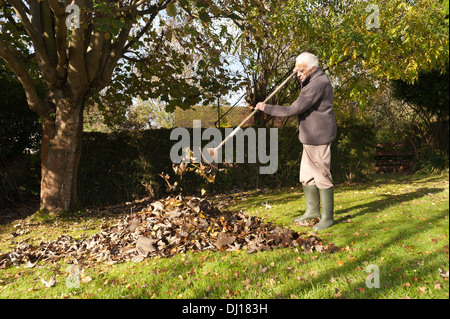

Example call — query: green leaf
[198,12,211,23]
[166,3,177,17]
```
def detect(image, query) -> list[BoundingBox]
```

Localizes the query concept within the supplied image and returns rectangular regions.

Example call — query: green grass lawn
[0,173,448,299]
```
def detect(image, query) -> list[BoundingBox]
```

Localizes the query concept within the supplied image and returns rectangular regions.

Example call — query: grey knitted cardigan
[264,67,337,145]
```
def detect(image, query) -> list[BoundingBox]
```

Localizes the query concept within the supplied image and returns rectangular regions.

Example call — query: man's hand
[255,102,266,112]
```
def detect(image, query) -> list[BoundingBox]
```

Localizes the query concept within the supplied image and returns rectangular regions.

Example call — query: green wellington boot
[313,187,336,231]
[293,185,320,223]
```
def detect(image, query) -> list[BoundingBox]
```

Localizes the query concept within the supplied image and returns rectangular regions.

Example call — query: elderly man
[255,52,337,231]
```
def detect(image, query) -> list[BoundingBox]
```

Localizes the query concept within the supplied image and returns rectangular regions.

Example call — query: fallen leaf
[41,276,57,288]
[333,288,342,298]
[81,276,92,284]
[215,232,236,249]
[127,218,140,232]
[136,236,157,257]
[439,268,449,278]
[131,255,144,263]
[23,261,36,269]
[259,265,270,273]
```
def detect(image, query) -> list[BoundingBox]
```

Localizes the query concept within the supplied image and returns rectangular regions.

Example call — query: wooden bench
[375,143,415,173]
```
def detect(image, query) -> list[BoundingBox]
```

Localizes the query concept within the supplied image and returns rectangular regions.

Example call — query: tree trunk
[40,96,84,212]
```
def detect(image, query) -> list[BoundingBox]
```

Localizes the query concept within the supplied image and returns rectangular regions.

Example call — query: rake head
[200,147,219,176]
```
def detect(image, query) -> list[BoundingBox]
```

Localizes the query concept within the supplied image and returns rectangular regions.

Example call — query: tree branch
[48,0,68,80]
[137,0,170,15]
[85,28,105,83]
[0,37,52,118]
[28,0,42,35]
[8,0,43,53]
[9,0,58,84]
[47,0,64,16]
[122,13,155,53]
[67,0,88,94]
[122,0,169,52]
[101,18,133,86]
[113,0,147,13]
[40,0,58,66]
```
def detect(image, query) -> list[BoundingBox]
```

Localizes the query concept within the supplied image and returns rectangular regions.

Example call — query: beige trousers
[299,144,333,189]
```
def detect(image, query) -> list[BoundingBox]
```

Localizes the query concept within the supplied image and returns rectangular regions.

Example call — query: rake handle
[216,70,297,150]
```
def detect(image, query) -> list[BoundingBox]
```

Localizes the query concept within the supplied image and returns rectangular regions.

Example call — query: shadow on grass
[283,210,447,298]
[334,187,445,221]
[279,186,448,298]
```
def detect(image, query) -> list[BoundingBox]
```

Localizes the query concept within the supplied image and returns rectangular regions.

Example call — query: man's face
[295,61,316,82]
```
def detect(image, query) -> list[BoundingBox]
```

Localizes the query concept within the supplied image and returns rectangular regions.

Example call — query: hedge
[77,124,377,206]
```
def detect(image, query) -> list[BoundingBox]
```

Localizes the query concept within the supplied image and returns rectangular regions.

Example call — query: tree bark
[40,95,84,212]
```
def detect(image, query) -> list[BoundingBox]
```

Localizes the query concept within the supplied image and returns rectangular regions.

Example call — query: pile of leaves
[0,196,337,268]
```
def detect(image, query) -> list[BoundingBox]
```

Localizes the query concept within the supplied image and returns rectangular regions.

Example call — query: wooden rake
[201,70,297,175]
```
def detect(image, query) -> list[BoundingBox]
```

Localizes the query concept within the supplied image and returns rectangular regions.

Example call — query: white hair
[296,52,319,69]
